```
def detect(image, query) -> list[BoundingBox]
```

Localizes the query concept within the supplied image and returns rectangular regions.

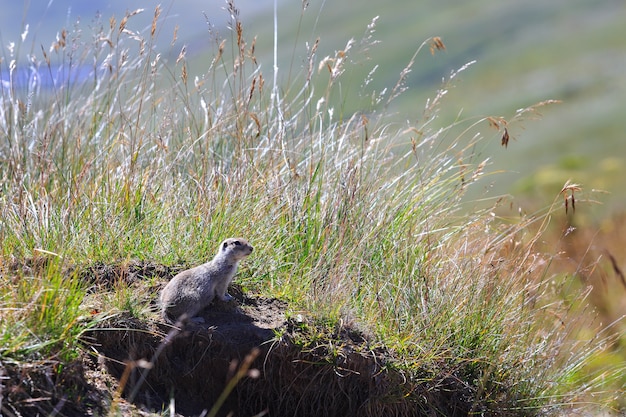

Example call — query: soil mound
[3,261,483,417]
[86,293,288,416]
[85,295,477,417]
[86,293,413,417]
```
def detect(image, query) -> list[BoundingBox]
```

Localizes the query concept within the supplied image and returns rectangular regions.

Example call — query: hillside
[2,1,624,216]
[225,0,626,214]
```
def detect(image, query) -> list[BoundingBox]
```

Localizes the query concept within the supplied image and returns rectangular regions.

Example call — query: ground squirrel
[160,238,253,323]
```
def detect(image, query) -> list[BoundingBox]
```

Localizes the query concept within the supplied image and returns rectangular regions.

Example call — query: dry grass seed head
[501,127,510,148]
[486,116,506,130]
[429,36,446,55]
[151,5,161,39]
[560,181,582,214]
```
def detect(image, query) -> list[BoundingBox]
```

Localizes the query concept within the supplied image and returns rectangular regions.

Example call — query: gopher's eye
[234,241,241,246]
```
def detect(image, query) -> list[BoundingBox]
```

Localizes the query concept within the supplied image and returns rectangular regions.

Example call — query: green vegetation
[1,2,623,415]
[236,0,626,212]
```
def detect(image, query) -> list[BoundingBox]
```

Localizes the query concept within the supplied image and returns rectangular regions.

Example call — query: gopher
[160,238,253,323]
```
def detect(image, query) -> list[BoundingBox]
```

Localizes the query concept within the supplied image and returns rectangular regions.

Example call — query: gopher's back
[160,264,215,321]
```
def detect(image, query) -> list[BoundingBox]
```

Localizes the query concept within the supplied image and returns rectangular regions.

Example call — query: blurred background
[2,0,624,217]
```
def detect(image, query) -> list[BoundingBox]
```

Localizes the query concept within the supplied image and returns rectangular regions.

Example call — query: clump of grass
[1,2,623,415]
[0,253,86,361]
[542,209,626,410]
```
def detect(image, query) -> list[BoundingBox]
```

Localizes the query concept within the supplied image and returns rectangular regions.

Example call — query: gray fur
[160,238,253,323]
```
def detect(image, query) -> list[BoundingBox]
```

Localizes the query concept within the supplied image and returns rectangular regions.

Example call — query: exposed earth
[1,261,513,416]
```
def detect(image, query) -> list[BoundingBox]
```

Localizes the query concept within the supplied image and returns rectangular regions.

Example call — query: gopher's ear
[223,241,229,250]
